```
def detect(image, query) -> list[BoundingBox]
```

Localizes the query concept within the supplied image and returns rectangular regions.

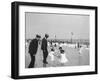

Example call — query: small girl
[49,48,55,61]
[59,47,68,66]
[78,46,84,54]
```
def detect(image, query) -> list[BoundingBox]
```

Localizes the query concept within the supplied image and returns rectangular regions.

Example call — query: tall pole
[55,35,56,42]
[71,32,73,44]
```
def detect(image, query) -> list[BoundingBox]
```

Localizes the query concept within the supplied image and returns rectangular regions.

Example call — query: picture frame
[11,1,98,79]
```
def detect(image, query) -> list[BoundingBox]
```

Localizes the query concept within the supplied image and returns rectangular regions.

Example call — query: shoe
[43,61,48,64]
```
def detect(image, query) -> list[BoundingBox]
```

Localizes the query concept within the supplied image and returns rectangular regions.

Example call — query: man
[28,34,41,68]
[41,34,49,64]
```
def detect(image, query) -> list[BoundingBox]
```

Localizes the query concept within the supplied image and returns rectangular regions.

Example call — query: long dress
[49,51,55,61]
[79,47,84,54]
[60,53,68,63]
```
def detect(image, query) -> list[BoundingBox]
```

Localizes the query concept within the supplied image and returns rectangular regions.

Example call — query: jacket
[29,39,38,55]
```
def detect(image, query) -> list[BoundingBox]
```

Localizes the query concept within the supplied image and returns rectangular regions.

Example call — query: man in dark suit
[41,34,49,64]
[28,35,41,68]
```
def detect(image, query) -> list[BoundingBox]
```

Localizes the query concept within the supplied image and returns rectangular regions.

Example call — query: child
[49,48,55,61]
[59,47,68,66]
[78,46,84,54]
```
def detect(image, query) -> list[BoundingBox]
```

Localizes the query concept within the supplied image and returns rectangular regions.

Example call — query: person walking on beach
[41,34,49,64]
[28,35,41,68]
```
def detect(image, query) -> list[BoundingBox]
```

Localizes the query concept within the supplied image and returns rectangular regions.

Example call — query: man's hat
[36,34,41,38]
[45,34,49,38]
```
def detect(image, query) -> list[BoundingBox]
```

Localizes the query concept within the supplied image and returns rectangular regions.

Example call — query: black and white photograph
[11,2,97,79]
[25,12,90,68]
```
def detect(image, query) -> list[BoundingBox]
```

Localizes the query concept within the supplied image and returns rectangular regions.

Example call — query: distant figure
[77,42,80,48]
[63,42,67,46]
[59,43,63,47]
[79,46,84,54]
[54,43,57,47]
[28,35,41,68]
[41,34,49,64]
[59,47,68,66]
[49,48,55,61]
[50,41,53,46]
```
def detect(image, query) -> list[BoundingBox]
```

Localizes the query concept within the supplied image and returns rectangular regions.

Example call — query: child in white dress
[78,46,84,54]
[59,47,68,66]
[49,48,55,61]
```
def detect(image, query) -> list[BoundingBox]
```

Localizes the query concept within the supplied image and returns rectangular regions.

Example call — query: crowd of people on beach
[27,34,89,68]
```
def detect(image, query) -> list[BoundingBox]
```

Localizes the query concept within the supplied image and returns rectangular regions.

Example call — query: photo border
[11,1,98,79]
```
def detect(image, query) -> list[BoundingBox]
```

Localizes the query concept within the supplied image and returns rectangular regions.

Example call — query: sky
[25,12,89,40]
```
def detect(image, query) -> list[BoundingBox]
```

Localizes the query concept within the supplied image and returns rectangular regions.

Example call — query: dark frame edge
[11,2,19,79]
[12,71,97,79]
[12,1,97,10]
[95,7,98,74]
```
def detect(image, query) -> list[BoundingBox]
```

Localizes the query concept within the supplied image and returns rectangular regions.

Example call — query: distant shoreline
[26,38,89,45]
